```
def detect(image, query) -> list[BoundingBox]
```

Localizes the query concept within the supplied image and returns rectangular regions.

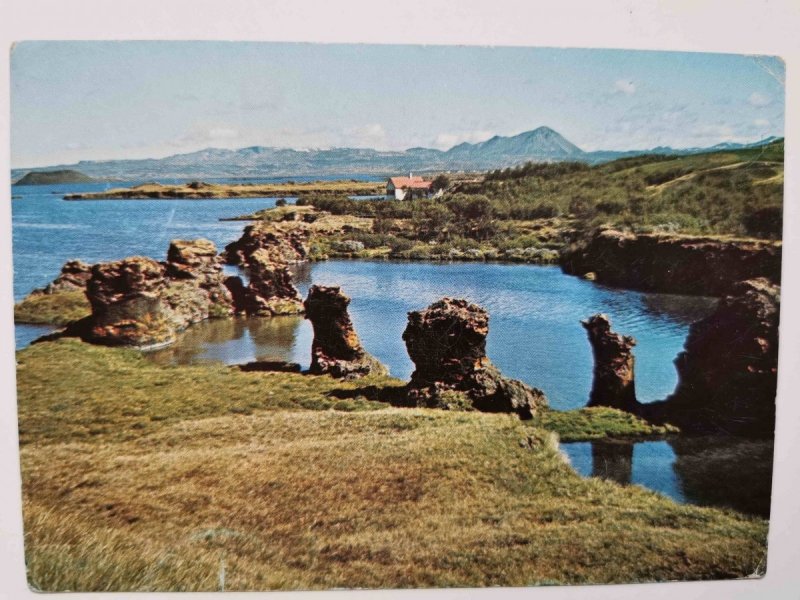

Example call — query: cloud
[345,123,387,147]
[432,130,494,150]
[173,92,200,102]
[169,125,240,148]
[748,92,771,107]
[208,127,239,140]
[239,99,279,111]
[614,79,636,95]
[753,118,770,127]
[692,123,735,141]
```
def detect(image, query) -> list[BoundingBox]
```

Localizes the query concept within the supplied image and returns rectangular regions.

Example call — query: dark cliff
[561,228,781,296]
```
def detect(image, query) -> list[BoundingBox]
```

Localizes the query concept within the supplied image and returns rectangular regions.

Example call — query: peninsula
[63,179,384,200]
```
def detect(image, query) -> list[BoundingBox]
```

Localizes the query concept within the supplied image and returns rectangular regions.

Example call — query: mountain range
[10,127,781,181]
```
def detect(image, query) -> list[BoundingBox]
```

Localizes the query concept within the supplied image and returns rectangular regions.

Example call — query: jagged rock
[403,297,547,418]
[645,278,780,436]
[561,228,781,295]
[83,256,176,348]
[303,285,387,379]
[81,240,235,348]
[241,249,304,316]
[223,222,309,267]
[165,239,234,318]
[33,260,93,295]
[582,314,639,412]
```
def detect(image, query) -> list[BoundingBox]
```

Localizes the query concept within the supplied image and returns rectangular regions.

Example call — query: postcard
[4,21,793,597]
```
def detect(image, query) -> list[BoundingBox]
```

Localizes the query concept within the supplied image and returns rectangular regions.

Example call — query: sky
[10,41,785,168]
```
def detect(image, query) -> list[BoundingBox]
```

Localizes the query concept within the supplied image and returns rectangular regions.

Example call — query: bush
[432,173,450,191]
[569,197,594,217]
[743,205,783,238]
[596,199,626,215]
[372,217,396,234]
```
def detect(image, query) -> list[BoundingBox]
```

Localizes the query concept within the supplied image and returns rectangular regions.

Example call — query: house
[386,173,436,200]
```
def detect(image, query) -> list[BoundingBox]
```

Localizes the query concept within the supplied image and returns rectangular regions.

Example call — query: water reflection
[591,440,633,485]
[561,436,773,517]
[290,262,313,290]
[149,315,307,367]
[639,293,719,327]
[669,436,773,517]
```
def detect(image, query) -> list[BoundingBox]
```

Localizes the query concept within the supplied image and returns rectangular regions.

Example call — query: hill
[291,139,783,268]
[9,128,780,181]
[14,169,94,185]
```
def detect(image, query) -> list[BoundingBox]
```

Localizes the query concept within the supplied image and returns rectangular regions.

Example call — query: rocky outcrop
[83,256,176,348]
[561,228,781,296]
[32,260,93,295]
[582,314,639,412]
[644,278,780,436]
[303,285,387,379]
[165,239,235,320]
[220,222,308,317]
[223,222,309,267]
[235,249,304,316]
[80,239,236,348]
[403,298,547,418]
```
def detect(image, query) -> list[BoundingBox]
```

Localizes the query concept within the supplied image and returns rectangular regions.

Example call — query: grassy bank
[13,290,91,325]
[18,340,767,591]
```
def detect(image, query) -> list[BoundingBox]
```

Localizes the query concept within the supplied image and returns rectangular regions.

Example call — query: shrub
[596,199,626,215]
[743,205,783,238]
[372,217,396,234]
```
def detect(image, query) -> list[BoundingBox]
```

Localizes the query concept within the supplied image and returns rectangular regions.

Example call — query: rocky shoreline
[561,227,781,296]
[15,211,782,436]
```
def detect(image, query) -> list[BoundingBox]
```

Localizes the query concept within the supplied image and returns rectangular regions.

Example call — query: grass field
[17,340,768,591]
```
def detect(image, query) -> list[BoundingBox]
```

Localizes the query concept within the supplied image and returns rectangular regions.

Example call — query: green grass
[297,140,783,243]
[13,290,91,325]
[16,338,402,445]
[532,407,679,441]
[17,341,767,591]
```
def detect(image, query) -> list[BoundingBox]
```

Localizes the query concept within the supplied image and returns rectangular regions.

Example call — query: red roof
[388,176,431,189]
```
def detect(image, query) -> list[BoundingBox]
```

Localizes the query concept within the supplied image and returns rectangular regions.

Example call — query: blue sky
[10,42,785,168]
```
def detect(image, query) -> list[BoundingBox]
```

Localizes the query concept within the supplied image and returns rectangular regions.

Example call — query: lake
[12,180,771,515]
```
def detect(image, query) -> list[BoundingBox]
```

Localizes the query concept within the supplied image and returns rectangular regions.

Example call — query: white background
[1,1,798,599]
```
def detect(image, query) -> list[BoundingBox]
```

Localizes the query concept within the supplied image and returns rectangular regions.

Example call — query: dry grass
[17,340,768,591]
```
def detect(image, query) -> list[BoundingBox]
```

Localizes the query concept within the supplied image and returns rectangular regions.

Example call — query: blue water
[15,180,773,513]
[561,441,683,502]
[12,180,716,410]
[560,438,772,516]
[11,182,298,302]
[293,261,715,408]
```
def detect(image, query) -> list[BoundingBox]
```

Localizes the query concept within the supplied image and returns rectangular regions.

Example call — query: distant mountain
[14,169,95,185]
[443,126,583,167]
[9,128,782,181]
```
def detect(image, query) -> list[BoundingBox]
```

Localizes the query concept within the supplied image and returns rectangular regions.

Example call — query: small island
[14,169,95,185]
[63,179,384,200]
